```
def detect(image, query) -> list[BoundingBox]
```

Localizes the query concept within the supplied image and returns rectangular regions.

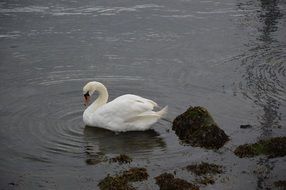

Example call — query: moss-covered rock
[110,154,132,164]
[98,168,148,190]
[186,162,223,176]
[122,167,148,182]
[172,106,229,149]
[155,173,199,190]
[98,175,134,190]
[234,137,286,158]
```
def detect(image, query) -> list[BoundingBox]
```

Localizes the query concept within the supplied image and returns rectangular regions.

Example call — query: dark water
[0,0,285,189]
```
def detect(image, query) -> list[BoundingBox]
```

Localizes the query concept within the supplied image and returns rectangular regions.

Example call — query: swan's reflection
[83,126,166,163]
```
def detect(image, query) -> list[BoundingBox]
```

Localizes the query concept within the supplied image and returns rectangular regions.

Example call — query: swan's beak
[83,94,90,106]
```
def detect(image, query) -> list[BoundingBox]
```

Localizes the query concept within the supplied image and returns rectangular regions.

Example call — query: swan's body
[82,81,168,132]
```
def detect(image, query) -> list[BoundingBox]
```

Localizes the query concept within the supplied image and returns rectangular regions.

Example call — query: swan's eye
[84,92,90,99]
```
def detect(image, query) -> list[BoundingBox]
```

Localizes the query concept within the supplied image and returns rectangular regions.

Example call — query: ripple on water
[235,43,286,103]
[0,4,163,17]
[0,67,191,176]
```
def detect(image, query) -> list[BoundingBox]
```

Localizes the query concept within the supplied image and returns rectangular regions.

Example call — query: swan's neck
[89,84,109,112]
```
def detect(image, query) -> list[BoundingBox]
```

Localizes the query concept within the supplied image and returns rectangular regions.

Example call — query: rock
[8,182,16,186]
[122,168,149,182]
[234,137,286,158]
[98,174,134,190]
[274,180,286,188]
[98,167,148,190]
[85,158,101,165]
[155,173,199,190]
[110,154,132,164]
[240,124,252,129]
[186,162,223,176]
[186,162,224,185]
[172,106,229,149]
[195,176,215,185]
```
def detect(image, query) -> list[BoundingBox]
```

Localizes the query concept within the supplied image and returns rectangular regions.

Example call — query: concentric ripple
[0,65,193,178]
[1,0,286,189]
[231,43,286,104]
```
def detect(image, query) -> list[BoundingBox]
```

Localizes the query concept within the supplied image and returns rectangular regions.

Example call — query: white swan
[82,81,168,132]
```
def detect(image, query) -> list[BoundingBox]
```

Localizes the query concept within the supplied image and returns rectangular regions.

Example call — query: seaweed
[155,173,199,190]
[172,106,229,149]
[234,137,286,158]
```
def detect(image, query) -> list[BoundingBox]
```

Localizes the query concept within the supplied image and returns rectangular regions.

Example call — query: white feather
[83,82,168,132]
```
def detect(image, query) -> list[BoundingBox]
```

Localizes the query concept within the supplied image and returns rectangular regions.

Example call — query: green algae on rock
[155,173,199,190]
[98,167,148,190]
[110,154,132,164]
[172,106,229,149]
[234,137,286,158]
[98,174,134,190]
[186,162,223,176]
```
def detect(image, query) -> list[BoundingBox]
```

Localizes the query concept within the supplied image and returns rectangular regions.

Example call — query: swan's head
[83,81,105,106]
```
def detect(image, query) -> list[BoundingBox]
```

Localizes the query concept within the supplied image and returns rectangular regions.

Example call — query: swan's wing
[94,94,158,121]
[116,94,158,108]
[91,94,167,131]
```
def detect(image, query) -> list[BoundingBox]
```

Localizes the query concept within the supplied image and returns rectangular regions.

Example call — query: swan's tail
[156,106,168,118]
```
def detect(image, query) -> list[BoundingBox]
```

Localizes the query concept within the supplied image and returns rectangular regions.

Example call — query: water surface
[0,0,286,189]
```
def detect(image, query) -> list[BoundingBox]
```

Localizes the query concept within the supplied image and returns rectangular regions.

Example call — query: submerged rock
[110,154,132,164]
[240,124,253,129]
[85,158,101,165]
[274,180,286,189]
[195,176,215,185]
[186,162,224,185]
[98,167,148,190]
[122,167,149,182]
[186,162,223,176]
[234,137,286,158]
[155,173,199,190]
[172,106,229,149]
[98,175,134,190]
